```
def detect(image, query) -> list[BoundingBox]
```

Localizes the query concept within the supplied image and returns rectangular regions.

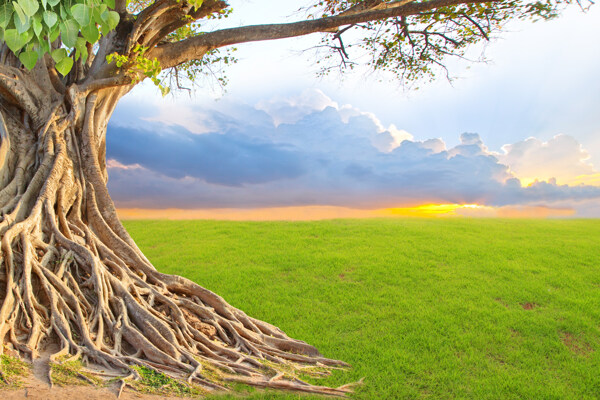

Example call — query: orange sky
[117,204,575,221]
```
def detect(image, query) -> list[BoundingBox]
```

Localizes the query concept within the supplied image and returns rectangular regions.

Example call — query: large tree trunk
[0,57,350,396]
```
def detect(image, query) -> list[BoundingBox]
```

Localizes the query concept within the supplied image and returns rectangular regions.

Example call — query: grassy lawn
[124,218,600,399]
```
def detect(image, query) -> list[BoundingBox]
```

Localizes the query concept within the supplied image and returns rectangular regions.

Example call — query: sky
[108,2,600,218]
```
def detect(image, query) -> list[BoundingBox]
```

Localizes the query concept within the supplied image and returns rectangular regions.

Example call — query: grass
[131,365,206,397]
[0,354,30,388]
[50,358,103,387]
[123,218,600,399]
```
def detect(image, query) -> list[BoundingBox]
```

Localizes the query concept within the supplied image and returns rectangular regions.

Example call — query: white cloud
[144,103,216,134]
[495,134,597,185]
[106,159,143,170]
[255,89,338,126]
[253,89,415,152]
[372,126,413,152]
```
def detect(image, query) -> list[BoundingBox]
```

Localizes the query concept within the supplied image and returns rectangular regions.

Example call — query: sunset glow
[570,173,600,186]
[515,174,600,187]
[117,204,575,221]
[381,204,485,217]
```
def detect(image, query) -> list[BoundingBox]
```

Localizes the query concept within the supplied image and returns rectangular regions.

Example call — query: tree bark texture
[0,48,351,396]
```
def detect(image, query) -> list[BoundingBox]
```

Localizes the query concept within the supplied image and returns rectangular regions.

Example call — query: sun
[381,204,486,217]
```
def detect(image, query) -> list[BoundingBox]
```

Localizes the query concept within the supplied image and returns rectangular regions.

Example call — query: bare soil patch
[521,302,538,310]
[494,298,509,308]
[561,332,593,357]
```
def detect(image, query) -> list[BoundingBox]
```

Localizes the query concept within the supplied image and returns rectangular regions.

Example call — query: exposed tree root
[0,80,353,397]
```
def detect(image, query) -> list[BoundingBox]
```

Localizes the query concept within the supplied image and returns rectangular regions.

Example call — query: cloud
[107,124,305,186]
[495,134,597,185]
[255,89,339,126]
[254,89,414,152]
[455,205,576,219]
[107,91,600,215]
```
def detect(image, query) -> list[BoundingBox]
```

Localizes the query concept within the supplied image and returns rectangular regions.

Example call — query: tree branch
[142,0,228,50]
[152,0,500,69]
[115,0,128,13]
[79,75,133,96]
[461,13,490,40]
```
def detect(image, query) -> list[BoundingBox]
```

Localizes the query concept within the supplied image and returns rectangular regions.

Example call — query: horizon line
[117,204,577,221]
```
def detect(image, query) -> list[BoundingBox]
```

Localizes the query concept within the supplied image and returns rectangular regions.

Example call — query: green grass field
[123,218,600,399]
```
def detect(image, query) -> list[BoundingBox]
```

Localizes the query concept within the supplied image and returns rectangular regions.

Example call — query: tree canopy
[0,0,581,95]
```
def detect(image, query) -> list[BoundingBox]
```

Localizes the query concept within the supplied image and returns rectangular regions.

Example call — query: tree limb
[115,0,128,13]
[152,0,500,69]
[461,13,490,40]
[142,0,229,50]
[79,76,133,96]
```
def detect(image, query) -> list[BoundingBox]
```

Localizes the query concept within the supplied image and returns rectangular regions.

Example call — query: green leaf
[47,0,60,6]
[93,4,108,25]
[51,47,67,63]
[43,10,57,28]
[71,4,91,27]
[160,86,170,97]
[38,39,49,53]
[17,0,38,17]
[75,37,88,62]
[59,19,78,48]
[18,50,38,70]
[105,0,115,9]
[81,22,99,43]
[190,0,204,11]
[100,23,109,36]
[48,25,59,42]
[3,28,28,53]
[105,11,119,31]
[12,2,27,26]
[13,9,30,34]
[59,3,68,20]
[55,56,74,76]
[0,6,13,29]
[32,14,42,37]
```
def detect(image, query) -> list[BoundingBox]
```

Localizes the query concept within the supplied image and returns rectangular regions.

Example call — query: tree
[0,0,582,396]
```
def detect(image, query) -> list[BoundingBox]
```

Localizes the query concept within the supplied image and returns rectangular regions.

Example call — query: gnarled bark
[0,58,351,397]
